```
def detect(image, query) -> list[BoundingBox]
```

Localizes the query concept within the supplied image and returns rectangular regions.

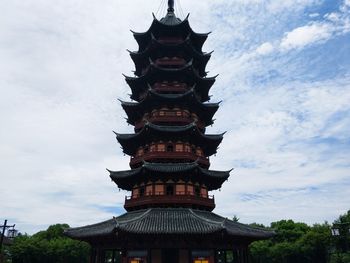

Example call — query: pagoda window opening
[196,148,203,157]
[157,143,166,152]
[195,185,201,197]
[155,183,164,195]
[166,184,174,196]
[139,186,145,197]
[176,183,186,195]
[136,148,143,157]
[187,183,194,195]
[191,146,196,154]
[150,144,156,152]
[175,143,183,152]
[167,144,174,152]
[201,186,208,198]
[167,111,176,117]
[146,183,153,196]
[132,187,139,199]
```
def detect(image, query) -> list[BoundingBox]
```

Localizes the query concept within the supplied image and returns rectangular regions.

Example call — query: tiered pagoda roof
[129,36,212,77]
[65,1,274,253]
[115,122,223,156]
[132,14,209,52]
[121,89,219,127]
[108,162,231,191]
[125,60,216,102]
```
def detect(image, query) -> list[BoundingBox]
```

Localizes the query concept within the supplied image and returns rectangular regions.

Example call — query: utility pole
[0,220,16,262]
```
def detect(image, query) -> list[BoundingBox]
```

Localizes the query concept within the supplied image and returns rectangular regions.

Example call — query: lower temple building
[65,1,274,262]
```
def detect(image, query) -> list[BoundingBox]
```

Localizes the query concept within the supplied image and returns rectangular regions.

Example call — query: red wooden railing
[124,193,215,211]
[157,36,184,44]
[153,82,188,93]
[130,152,209,168]
[155,57,186,67]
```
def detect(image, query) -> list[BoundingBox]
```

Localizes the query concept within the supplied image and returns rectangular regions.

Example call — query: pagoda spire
[168,0,174,13]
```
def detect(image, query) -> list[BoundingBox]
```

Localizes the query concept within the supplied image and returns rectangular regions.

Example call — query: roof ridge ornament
[168,0,175,13]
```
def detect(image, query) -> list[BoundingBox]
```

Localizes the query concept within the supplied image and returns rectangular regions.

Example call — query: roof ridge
[188,209,224,226]
[117,209,152,224]
[65,218,115,231]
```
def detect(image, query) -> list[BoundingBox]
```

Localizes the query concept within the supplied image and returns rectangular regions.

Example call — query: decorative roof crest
[168,0,175,13]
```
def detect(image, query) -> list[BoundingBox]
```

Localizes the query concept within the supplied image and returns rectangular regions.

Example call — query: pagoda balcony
[134,114,205,130]
[130,152,210,168]
[155,57,187,67]
[134,118,205,130]
[124,192,215,211]
[152,82,188,93]
[157,36,184,45]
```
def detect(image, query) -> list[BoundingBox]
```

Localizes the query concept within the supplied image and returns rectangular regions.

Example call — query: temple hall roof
[65,208,275,241]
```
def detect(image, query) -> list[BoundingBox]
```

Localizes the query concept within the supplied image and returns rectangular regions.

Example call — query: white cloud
[280,23,333,50]
[309,13,320,18]
[278,0,350,51]
[256,42,274,55]
[267,0,320,14]
[0,0,349,234]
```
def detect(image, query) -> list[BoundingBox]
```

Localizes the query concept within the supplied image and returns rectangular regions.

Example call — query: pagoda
[65,1,274,262]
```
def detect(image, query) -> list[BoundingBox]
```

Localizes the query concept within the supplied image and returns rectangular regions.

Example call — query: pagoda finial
[168,0,175,13]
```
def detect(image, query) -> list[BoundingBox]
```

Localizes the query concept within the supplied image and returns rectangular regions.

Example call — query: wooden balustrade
[155,57,187,67]
[157,37,184,44]
[124,192,215,211]
[130,151,209,168]
[126,192,214,200]
[152,82,188,93]
[134,115,205,130]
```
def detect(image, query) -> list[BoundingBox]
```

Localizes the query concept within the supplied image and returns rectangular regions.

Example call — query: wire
[156,0,166,17]
[175,1,180,18]
[177,0,185,19]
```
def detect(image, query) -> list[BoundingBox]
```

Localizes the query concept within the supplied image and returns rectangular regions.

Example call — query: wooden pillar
[179,249,189,263]
[151,249,161,263]
[95,248,102,263]
[89,248,95,263]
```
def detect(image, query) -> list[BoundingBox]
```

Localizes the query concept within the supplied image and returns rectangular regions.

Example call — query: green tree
[250,220,332,263]
[330,210,350,263]
[9,224,90,263]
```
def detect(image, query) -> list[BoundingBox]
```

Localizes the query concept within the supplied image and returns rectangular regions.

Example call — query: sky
[0,0,349,234]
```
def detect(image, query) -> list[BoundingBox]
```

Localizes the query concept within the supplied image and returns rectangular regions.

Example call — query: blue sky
[0,0,349,234]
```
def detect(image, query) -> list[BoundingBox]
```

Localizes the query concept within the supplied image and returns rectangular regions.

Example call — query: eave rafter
[120,89,219,126]
[108,161,231,191]
[114,122,224,156]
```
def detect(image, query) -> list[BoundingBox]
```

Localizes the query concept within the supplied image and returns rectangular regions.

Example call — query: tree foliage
[9,224,90,263]
[5,211,350,263]
[250,210,350,263]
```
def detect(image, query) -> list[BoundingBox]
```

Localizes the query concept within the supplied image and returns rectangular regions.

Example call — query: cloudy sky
[1,0,349,234]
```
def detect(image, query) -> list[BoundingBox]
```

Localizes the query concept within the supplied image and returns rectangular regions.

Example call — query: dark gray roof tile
[65,208,274,239]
